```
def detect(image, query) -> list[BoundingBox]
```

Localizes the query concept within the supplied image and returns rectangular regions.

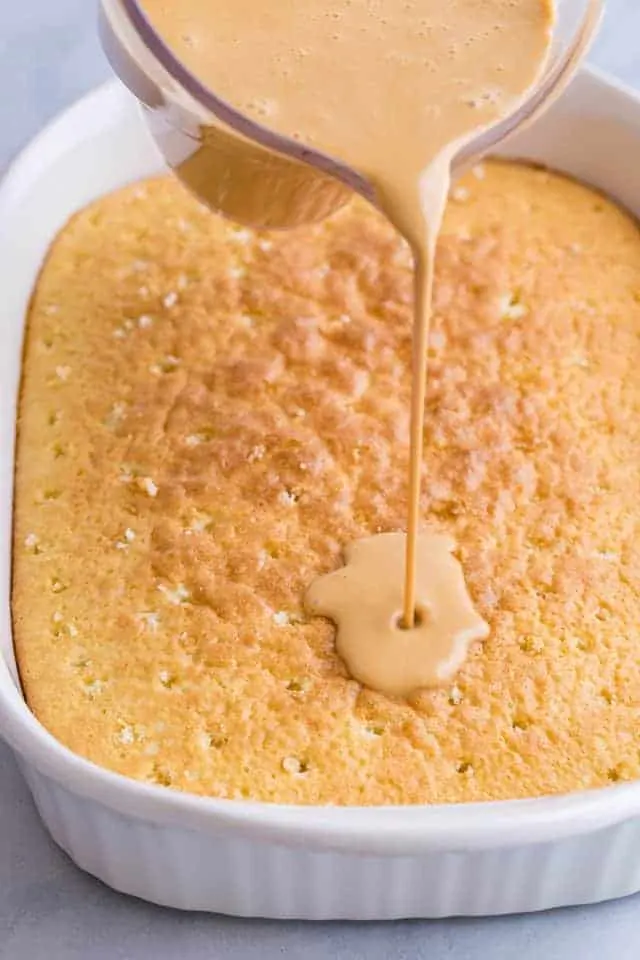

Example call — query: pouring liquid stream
[392,154,452,630]
[141,0,555,692]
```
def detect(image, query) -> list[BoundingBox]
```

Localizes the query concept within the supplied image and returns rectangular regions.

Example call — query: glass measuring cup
[99,0,603,230]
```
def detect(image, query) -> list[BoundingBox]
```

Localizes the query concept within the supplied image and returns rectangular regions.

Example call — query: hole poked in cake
[81,676,105,698]
[151,764,173,787]
[197,729,229,751]
[157,582,190,606]
[39,488,62,503]
[116,723,136,746]
[104,401,128,429]
[52,613,78,641]
[264,540,283,560]
[282,756,309,777]
[361,723,385,739]
[158,670,179,690]
[518,634,544,655]
[149,355,181,375]
[23,533,41,555]
[576,636,595,654]
[455,760,474,776]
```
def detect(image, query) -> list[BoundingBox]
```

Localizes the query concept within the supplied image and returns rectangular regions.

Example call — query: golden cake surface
[13,161,640,804]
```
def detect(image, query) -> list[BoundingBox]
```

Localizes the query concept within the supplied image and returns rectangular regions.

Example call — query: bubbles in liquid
[244,97,278,118]
[465,87,505,109]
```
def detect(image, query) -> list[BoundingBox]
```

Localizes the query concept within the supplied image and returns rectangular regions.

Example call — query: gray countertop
[1,2,639,957]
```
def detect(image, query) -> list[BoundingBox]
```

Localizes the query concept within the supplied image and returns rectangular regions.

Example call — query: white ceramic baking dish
[1,69,640,920]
